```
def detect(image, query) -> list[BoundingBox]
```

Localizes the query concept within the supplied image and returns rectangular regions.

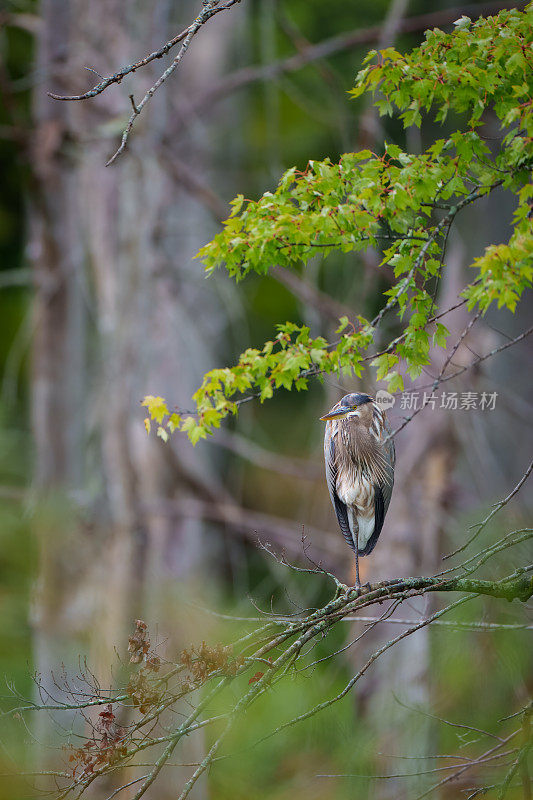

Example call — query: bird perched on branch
[320,393,395,588]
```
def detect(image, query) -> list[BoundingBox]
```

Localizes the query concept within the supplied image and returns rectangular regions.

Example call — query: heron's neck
[339,421,385,483]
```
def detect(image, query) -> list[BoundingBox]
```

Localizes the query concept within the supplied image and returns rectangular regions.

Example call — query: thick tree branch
[9,564,530,799]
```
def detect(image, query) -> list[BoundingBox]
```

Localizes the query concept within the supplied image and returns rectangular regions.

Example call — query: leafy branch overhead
[144,8,533,444]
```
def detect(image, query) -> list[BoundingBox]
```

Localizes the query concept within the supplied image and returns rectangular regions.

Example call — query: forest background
[0,1,532,799]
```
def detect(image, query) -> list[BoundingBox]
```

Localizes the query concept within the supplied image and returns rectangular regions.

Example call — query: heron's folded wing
[381,423,396,516]
[360,424,395,556]
[325,431,355,552]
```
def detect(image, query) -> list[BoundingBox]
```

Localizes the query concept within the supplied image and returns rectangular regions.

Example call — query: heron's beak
[319,406,351,421]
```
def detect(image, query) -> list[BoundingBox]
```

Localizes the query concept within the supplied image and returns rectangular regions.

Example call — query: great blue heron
[320,392,395,588]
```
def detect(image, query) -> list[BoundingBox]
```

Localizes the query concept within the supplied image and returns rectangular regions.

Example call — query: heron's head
[319,393,374,422]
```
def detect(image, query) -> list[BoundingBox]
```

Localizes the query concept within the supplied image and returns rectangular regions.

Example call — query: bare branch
[211,428,322,480]
[47,0,241,103]
[47,0,243,165]
[444,460,533,559]
[147,496,345,563]
[389,325,533,441]
[106,1,241,165]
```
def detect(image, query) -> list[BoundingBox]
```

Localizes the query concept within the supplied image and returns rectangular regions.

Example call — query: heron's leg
[354,529,361,588]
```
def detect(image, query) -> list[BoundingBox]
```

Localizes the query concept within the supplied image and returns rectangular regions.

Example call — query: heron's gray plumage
[322,393,395,560]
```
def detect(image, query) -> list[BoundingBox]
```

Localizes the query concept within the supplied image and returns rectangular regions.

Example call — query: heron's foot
[346,580,372,597]
[332,580,371,600]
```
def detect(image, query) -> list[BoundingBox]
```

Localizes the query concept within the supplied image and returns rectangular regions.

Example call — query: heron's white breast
[337,472,374,509]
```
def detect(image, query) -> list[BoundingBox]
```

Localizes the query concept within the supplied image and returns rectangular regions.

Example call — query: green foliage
[145,7,533,443]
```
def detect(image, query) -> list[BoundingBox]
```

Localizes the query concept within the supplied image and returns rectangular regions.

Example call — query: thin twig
[47,0,240,103]
[105,1,241,165]
[443,461,533,560]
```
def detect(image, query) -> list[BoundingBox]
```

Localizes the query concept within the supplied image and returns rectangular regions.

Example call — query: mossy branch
[358,571,533,605]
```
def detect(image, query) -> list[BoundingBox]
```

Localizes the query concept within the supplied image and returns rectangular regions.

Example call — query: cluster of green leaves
[145,7,532,444]
[352,10,532,133]
[142,319,374,444]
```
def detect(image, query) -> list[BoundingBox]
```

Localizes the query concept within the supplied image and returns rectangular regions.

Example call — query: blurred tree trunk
[341,4,450,794]
[355,248,468,800]
[30,1,239,795]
